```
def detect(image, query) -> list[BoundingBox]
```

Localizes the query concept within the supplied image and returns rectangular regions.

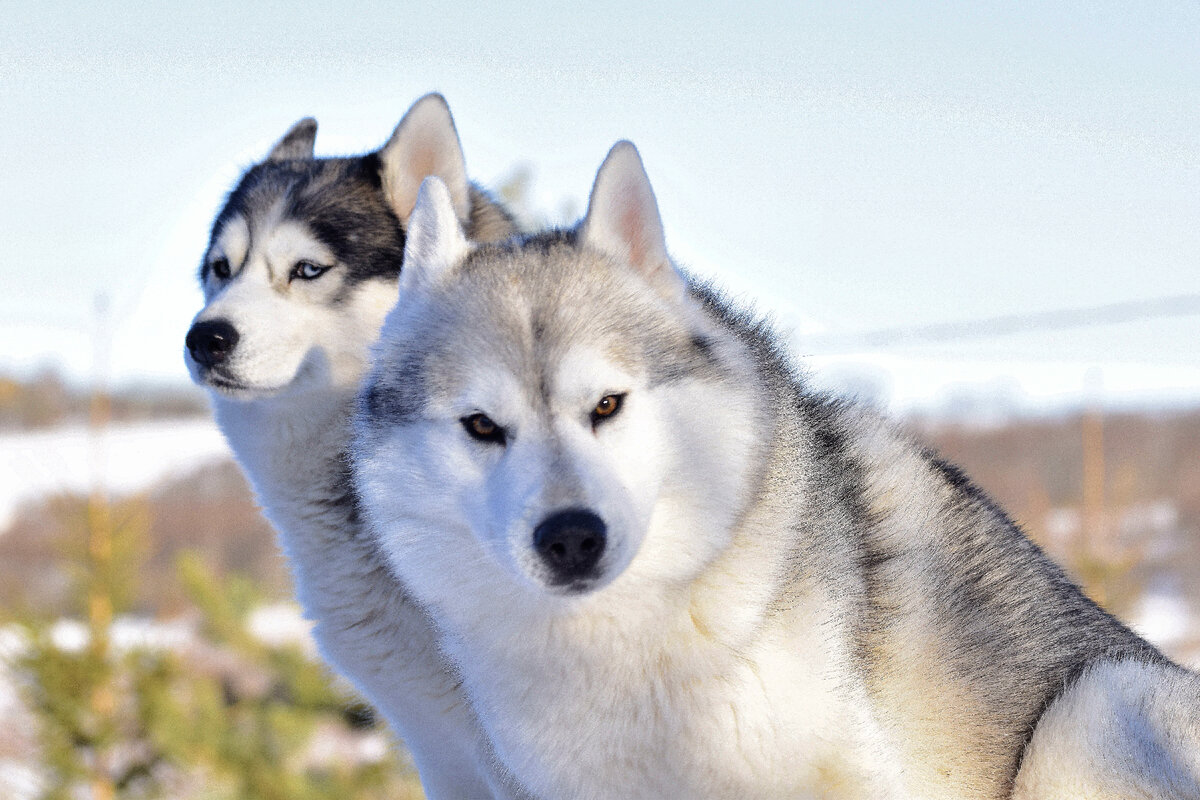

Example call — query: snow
[48,619,88,653]
[247,603,317,655]
[1133,593,1193,654]
[802,353,1200,418]
[0,763,38,800]
[0,418,232,532]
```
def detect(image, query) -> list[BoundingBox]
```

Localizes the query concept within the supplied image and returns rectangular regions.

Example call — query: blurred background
[2,2,1198,797]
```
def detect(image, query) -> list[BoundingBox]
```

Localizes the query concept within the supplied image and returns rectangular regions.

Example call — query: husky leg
[1012,659,1200,799]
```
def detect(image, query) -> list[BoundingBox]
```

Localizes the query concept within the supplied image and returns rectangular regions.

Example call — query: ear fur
[266,118,318,162]
[379,93,471,227]
[399,176,470,295]
[579,141,682,299]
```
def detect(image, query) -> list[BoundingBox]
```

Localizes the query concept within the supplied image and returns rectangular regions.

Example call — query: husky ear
[379,93,471,228]
[266,118,318,162]
[399,176,470,295]
[580,141,682,299]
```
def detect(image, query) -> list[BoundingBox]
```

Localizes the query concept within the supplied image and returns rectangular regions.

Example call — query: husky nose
[533,508,607,584]
[186,319,240,368]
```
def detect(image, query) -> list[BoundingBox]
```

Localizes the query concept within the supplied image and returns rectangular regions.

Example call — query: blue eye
[292,260,330,281]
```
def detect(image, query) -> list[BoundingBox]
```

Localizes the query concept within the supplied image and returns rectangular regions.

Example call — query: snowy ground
[1,416,1197,664]
[0,414,1197,798]
[0,418,231,532]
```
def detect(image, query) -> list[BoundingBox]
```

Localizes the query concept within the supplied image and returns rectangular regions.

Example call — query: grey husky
[352,141,1200,799]
[184,95,524,797]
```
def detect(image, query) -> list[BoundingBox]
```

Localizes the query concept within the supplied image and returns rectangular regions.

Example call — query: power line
[802,293,1200,355]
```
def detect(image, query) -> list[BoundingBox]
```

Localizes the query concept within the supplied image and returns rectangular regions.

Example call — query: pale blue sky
[2,1,1198,411]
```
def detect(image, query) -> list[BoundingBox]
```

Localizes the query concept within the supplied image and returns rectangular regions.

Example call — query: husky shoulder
[679,208,1200,799]
[1012,657,1200,799]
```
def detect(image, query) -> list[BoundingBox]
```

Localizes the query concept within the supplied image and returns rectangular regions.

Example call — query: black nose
[186,319,240,368]
[533,508,607,585]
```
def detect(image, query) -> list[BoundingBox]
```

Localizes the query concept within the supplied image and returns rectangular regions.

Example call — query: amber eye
[590,394,625,426]
[462,413,506,445]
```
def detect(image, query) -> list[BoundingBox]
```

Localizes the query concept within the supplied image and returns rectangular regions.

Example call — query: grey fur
[203,155,514,290]
[188,102,529,798]
[266,117,318,162]
[362,230,731,435]
[353,145,1199,799]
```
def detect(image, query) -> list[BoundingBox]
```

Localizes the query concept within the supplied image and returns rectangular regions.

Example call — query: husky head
[355,143,768,611]
[184,94,514,399]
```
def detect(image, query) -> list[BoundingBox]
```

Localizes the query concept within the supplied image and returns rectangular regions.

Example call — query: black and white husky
[184,95,523,798]
[352,142,1200,799]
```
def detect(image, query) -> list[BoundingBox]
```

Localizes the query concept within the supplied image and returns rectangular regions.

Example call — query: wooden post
[1081,367,1106,605]
[87,293,115,800]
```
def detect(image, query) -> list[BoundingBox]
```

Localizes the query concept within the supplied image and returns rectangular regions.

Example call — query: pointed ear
[379,93,471,228]
[399,176,470,295]
[579,141,682,298]
[266,118,317,162]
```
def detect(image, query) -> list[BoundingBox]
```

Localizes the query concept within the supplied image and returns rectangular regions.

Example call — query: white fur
[1012,659,1200,799]
[203,317,517,798]
[190,216,366,394]
[353,142,910,798]
[203,310,514,799]
[399,177,472,296]
[206,215,250,276]
[356,365,904,798]
[580,140,682,302]
[187,104,521,798]
[211,389,506,798]
[354,140,1200,798]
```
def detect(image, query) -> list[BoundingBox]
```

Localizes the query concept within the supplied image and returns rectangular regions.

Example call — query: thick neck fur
[408,285,1167,800]
[211,384,396,669]
[214,387,353,522]
[406,293,901,799]
[212,384,520,798]
[195,148,524,796]
[846,411,1165,797]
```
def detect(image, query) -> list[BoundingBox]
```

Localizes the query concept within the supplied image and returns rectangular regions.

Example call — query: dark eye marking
[210,256,231,280]
[590,393,626,428]
[462,413,507,446]
[291,260,331,281]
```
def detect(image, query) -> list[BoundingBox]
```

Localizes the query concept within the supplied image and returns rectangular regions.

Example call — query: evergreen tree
[6,494,424,799]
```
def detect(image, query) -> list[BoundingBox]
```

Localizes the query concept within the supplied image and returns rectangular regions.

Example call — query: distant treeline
[0,459,286,618]
[0,369,208,429]
[913,408,1200,624]
[2,405,1197,629]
